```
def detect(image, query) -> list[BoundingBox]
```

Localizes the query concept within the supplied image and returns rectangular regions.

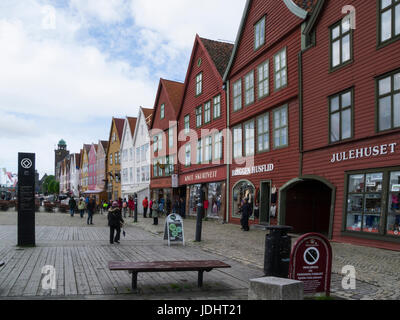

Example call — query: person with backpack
[78,198,86,218]
[108,201,124,244]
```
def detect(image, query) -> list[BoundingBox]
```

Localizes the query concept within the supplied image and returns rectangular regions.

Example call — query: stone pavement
[0,210,261,300]
[128,213,400,300]
[0,210,399,300]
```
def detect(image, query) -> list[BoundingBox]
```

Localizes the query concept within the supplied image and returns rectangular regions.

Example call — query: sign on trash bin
[164,213,185,246]
[288,233,332,296]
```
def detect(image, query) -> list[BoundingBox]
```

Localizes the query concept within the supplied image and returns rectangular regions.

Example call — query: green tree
[42,175,55,195]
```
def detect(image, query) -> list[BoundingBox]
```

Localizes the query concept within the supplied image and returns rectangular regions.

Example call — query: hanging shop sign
[171,174,179,188]
[288,233,332,296]
[164,213,185,246]
[330,143,397,164]
[232,164,274,177]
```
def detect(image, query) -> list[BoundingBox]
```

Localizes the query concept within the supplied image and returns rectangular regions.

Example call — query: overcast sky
[0,0,246,179]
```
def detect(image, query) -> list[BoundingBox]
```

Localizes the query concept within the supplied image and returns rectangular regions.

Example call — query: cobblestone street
[0,210,399,300]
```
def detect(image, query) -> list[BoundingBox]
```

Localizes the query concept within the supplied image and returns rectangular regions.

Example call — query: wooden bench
[108,260,231,290]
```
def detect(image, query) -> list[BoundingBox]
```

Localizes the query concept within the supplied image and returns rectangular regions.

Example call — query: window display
[387,171,400,236]
[346,172,382,233]
[188,184,201,217]
[232,181,255,219]
[206,183,223,218]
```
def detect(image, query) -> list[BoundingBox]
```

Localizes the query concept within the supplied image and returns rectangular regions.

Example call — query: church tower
[54,139,69,177]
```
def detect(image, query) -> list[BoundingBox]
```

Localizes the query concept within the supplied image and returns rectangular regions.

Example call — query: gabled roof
[150,79,184,129]
[100,140,109,153]
[200,37,234,78]
[114,118,125,141]
[127,117,138,138]
[223,0,320,82]
[141,107,153,129]
[74,153,81,169]
[83,144,91,154]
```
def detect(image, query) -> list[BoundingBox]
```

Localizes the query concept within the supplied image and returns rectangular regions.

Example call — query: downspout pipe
[225,80,230,224]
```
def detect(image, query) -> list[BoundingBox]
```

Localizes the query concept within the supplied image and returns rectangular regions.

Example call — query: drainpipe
[225,80,230,224]
[298,51,304,177]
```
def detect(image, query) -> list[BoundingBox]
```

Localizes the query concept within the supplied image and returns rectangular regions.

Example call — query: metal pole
[134,193,138,223]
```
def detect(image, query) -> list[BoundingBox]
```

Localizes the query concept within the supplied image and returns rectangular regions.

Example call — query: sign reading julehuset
[164,213,185,246]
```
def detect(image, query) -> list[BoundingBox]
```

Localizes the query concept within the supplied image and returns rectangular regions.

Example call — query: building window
[213,95,221,119]
[153,160,158,178]
[254,16,265,50]
[184,115,190,134]
[197,139,203,164]
[109,154,113,165]
[273,105,288,148]
[378,71,400,131]
[233,79,242,111]
[330,89,353,143]
[244,71,255,106]
[204,136,212,163]
[196,106,202,127]
[258,60,269,99]
[379,0,400,44]
[330,16,352,70]
[257,113,269,153]
[160,104,165,119]
[244,120,255,156]
[130,148,133,161]
[196,72,203,96]
[141,167,145,182]
[233,125,243,159]
[204,101,211,124]
[169,127,174,148]
[129,167,133,182]
[274,48,287,90]
[165,155,174,176]
[136,148,140,163]
[137,168,140,182]
[185,144,191,167]
[214,132,222,160]
[153,135,158,153]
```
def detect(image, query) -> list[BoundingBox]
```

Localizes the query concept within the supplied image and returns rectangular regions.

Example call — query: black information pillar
[17,153,36,247]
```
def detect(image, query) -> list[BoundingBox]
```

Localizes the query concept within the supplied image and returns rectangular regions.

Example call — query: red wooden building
[285,0,400,250]
[223,0,307,227]
[177,35,233,220]
[149,78,184,203]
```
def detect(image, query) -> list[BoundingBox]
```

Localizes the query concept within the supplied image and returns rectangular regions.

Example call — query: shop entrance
[281,178,334,237]
[258,181,270,225]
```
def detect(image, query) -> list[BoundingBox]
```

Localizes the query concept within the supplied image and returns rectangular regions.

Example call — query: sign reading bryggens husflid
[164,213,185,246]
[288,233,332,296]
[18,153,36,247]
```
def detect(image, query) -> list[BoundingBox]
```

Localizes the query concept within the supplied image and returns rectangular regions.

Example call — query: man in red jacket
[142,196,149,218]
[128,196,135,218]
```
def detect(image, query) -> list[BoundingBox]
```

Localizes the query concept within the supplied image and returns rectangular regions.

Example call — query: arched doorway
[279,176,335,238]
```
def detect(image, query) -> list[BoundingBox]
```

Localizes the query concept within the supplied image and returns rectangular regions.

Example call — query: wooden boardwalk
[0,225,262,299]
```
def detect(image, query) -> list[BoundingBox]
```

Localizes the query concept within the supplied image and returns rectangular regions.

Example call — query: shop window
[379,0,400,45]
[188,184,202,217]
[232,181,255,219]
[377,70,400,132]
[206,183,224,219]
[387,171,400,236]
[329,89,353,143]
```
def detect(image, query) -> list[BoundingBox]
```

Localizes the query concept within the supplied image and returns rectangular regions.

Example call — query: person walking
[69,197,76,217]
[152,198,159,225]
[240,198,251,232]
[78,198,86,218]
[179,197,186,219]
[142,197,148,218]
[128,196,134,218]
[122,199,128,218]
[166,196,172,216]
[108,201,124,244]
[159,197,165,217]
[87,197,96,225]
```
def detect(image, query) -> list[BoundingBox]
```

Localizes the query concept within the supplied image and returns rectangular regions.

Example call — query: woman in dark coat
[241,198,251,231]
[108,201,124,244]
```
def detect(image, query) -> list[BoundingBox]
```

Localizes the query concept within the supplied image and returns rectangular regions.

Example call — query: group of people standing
[68,196,96,225]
